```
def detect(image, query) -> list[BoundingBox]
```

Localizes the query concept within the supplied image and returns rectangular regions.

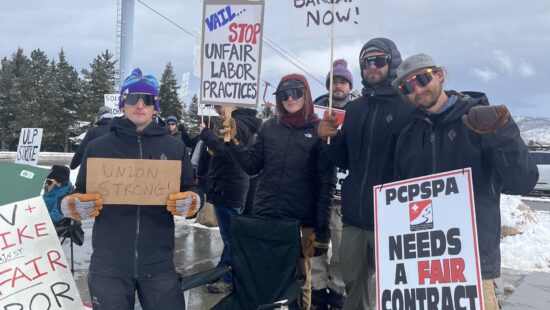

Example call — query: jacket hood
[110,117,169,138]
[359,38,402,89]
[232,108,262,134]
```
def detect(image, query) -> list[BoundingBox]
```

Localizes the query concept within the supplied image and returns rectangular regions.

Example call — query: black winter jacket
[70,118,112,169]
[324,38,414,231]
[200,108,262,208]
[394,91,539,279]
[75,117,196,277]
[229,118,336,231]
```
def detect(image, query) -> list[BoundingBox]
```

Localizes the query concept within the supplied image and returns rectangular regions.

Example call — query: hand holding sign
[317,113,339,140]
[61,192,104,221]
[166,191,200,218]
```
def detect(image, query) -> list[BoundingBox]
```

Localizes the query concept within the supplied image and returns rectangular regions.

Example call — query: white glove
[166,191,200,218]
[60,193,103,221]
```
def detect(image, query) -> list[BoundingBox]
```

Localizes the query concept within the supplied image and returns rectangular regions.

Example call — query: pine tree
[158,62,183,120]
[81,49,116,123]
[183,94,201,136]
[261,104,274,120]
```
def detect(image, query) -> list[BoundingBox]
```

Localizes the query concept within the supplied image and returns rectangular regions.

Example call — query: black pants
[88,270,185,310]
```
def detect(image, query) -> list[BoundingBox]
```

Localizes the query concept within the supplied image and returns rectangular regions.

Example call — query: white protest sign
[181,72,190,99]
[15,128,43,166]
[290,0,376,38]
[103,93,123,117]
[374,169,484,309]
[200,0,265,107]
[313,105,347,198]
[0,197,83,308]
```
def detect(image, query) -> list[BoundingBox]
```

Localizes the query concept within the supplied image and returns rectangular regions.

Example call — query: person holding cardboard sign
[225,73,336,309]
[61,68,199,310]
[392,54,539,310]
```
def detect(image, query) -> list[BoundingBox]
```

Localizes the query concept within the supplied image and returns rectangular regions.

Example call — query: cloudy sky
[1,0,549,117]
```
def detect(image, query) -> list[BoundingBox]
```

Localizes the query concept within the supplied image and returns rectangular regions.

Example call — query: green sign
[0,162,50,205]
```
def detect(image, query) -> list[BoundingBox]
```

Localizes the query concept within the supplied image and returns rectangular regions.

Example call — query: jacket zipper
[358,92,378,221]
[275,126,293,219]
[134,134,143,277]
[430,130,436,174]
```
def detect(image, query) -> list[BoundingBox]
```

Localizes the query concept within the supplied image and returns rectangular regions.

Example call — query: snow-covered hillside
[516,117,550,145]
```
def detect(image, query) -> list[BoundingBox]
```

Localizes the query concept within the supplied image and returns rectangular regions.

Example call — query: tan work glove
[317,113,339,140]
[461,105,510,134]
[166,191,200,218]
[303,230,330,258]
[61,193,103,221]
[218,118,238,144]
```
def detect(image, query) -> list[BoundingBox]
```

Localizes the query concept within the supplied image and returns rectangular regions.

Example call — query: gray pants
[340,225,376,310]
[310,202,345,295]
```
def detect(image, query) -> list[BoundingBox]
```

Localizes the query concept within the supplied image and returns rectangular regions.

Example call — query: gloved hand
[60,193,103,221]
[304,229,330,257]
[317,113,339,140]
[218,118,238,144]
[461,105,510,134]
[166,191,200,218]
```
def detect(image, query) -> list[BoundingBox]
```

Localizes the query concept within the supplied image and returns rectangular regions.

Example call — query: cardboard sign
[15,128,43,166]
[289,0,375,38]
[103,94,123,117]
[0,197,83,308]
[200,0,265,107]
[374,169,484,309]
[86,158,182,205]
[313,105,347,199]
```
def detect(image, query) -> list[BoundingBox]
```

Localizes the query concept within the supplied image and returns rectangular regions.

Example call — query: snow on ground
[500,195,550,272]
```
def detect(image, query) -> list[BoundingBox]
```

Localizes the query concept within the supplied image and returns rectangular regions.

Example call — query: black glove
[461,105,510,134]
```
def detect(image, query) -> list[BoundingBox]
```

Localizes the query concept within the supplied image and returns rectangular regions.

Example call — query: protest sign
[200,0,265,107]
[0,162,50,206]
[0,197,83,308]
[103,93,123,117]
[374,169,483,309]
[15,128,43,166]
[86,158,181,205]
[290,0,375,38]
[313,104,347,198]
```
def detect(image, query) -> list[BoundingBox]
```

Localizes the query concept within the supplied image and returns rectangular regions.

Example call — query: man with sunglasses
[165,115,181,137]
[392,54,538,310]
[318,38,414,309]
[63,68,200,310]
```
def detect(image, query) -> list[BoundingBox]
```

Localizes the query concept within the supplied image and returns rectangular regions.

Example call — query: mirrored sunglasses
[276,88,305,102]
[123,93,156,106]
[399,68,434,95]
[360,55,390,69]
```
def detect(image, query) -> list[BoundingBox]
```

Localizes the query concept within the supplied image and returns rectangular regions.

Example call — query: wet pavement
[65,219,550,310]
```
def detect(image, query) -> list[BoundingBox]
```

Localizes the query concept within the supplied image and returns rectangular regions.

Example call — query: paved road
[522,198,550,212]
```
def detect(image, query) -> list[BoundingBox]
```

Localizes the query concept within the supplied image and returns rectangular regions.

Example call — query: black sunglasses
[276,88,305,102]
[167,122,177,126]
[360,55,390,69]
[399,68,434,95]
[123,93,156,106]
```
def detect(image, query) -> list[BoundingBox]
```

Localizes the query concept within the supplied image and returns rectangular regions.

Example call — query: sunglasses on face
[45,179,54,186]
[168,122,177,126]
[398,68,434,95]
[123,93,157,106]
[276,88,305,102]
[360,55,390,69]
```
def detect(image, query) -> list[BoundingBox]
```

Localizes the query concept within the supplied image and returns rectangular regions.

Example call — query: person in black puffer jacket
[317,38,414,309]
[70,106,113,169]
[225,73,336,309]
[199,105,262,294]
[64,68,199,310]
[392,54,538,310]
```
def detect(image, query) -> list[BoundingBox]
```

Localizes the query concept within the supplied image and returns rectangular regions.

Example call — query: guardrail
[0,152,74,166]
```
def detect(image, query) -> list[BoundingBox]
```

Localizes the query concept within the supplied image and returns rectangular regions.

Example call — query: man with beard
[317,38,413,309]
[392,54,538,310]
[311,58,357,309]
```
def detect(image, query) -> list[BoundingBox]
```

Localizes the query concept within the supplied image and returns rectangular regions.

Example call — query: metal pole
[120,0,135,88]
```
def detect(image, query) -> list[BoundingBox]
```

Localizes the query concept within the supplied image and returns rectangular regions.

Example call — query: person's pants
[340,225,375,310]
[310,203,345,296]
[214,204,243,284]
[298,227,316,310]
[87,270,184,310]
[483,279,499,310]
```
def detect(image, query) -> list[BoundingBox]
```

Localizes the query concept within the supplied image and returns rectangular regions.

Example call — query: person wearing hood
[43,165,73,224]
[61,68,200,310]
[70,106,114,169]
[198,104,262,294]
[317,38,414,309]
[392,54,538,310]
[221,73,336,309]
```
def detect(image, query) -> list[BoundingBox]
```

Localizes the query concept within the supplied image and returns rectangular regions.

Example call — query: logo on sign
[409,199,434,231]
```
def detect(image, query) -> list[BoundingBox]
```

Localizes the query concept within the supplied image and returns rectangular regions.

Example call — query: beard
[332,90,348,101]
[412,83,443,111]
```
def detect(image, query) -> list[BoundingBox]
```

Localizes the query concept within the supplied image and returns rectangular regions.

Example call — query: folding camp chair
[181,215,303,310]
